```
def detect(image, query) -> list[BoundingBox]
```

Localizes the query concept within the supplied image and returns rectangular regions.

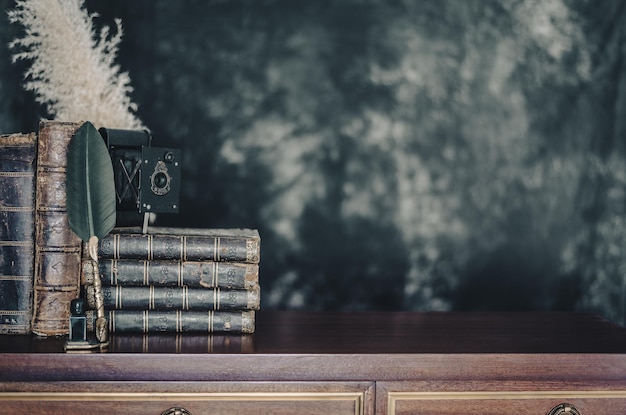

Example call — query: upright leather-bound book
[31,121,83,336]
[0,132,37,334]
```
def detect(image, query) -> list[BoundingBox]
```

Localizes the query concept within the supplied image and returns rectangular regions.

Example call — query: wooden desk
[1,311,626,414]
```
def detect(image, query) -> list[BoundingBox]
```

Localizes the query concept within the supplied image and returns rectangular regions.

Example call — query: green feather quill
[66,121,116,241]
[66,121,116,344]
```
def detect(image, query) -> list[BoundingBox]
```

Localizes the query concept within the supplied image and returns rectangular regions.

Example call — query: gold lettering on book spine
[0,171,34,178]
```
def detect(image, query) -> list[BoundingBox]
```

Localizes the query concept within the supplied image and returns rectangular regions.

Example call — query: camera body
[99,128,181,215]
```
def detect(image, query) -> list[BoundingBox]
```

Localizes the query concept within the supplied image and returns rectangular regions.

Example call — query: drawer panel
[0,381,374,415]
[384,390,626,415]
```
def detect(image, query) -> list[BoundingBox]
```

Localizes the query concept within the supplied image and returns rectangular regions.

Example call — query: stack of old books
[1,121,260,338]
[82,226,260,335]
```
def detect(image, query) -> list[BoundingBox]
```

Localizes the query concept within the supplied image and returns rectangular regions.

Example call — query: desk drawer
[379,382,626,415]
[0,381,374,415]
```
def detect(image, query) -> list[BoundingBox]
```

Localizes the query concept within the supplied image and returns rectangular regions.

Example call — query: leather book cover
[31,121,83,336]
[87,309,256,334]
[85,285,261,311]
[109,332,255,352]
[81,258,259,289]
[97,227,260,263]
[0,133,37,334]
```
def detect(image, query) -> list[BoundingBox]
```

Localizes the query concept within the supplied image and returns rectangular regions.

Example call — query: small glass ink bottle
[69,298,87,343]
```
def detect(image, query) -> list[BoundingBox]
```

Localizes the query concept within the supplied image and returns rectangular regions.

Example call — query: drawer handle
[547,403,581,415]
[161,408,192,415]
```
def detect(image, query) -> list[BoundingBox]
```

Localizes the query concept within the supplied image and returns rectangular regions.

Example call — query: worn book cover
[0,133,37,334]
[87,309,256,334]
[81,258,259,290]
[96,226,260,263]
[109,332,255,352]
[31,121,83,336]
[85,285,260,311]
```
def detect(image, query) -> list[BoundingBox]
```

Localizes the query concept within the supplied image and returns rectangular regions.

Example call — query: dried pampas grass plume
[8,0,144,130]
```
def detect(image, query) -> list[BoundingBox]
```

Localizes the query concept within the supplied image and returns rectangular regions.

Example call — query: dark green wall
[3,0,626,324]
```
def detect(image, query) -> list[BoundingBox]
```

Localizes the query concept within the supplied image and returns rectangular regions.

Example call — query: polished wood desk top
[2,311,625,354]
[1,311,626,382]
[254,311,626,354]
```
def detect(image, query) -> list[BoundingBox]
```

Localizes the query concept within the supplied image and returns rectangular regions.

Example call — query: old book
[31,121,83,336]
[109,332,255,352]
[85,285,261,311]
[96,227,260,263]
[81,258,259,289]
[0,132,37,334]
[87,309,256,334]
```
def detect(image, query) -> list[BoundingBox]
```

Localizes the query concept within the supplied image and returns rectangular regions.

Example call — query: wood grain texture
[376,381,626,415]
[1,312,626,413]
[252,310,626,353]
[0,381,375,415]
[5,310,626,353]
[1,311,626,382]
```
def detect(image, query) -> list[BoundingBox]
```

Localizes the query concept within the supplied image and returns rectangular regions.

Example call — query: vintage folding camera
[99,128,181,215]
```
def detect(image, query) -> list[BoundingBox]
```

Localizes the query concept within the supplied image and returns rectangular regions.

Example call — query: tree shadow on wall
[292,205,410,311]
[454,240,583,312]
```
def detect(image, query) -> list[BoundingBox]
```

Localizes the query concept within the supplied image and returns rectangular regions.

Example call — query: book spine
[98,233,260,263]
[31,121,83,336]
[0,133,37,334]
[86,285,260,311]
[81,259,259,289]
[109,332,255,352]
[86,309,256,334]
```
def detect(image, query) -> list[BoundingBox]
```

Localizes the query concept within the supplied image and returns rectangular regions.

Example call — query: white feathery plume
[8,0,144,129]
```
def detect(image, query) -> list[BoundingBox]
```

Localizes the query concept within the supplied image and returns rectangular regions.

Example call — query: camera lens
[153,172,168,189]
[150,160,173,196]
